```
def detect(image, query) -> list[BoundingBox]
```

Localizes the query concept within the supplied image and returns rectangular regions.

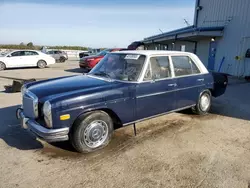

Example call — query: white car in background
[0,50,56,71]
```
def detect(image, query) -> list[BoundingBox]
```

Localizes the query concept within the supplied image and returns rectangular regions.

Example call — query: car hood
[27,75,114,101]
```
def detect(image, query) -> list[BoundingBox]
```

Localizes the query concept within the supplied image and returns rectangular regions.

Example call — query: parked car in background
[17,50,227,153]
[0,50,55,70]
[127,41,145,50]
[79,48,125,70]
[46,50,68,63]
[79,49,103,59]
[79,51,91,58]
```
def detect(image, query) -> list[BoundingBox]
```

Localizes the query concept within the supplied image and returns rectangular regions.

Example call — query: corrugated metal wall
[196,39,210,67]
[197,0,250,76]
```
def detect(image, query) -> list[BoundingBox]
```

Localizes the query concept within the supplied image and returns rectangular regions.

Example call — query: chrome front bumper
[16,108,69,142]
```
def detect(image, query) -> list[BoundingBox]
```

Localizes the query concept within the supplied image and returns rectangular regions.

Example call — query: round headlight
[43,101,51,115]
[43,101,52,128]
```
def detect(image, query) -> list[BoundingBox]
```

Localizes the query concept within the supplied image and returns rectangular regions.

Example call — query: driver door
[136,56,177,120]
[6,51,25,68]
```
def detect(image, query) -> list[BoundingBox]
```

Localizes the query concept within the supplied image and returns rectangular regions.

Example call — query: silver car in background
[46,50,68,63]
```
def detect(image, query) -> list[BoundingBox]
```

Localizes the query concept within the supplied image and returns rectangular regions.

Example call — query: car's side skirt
[123,104,196,126]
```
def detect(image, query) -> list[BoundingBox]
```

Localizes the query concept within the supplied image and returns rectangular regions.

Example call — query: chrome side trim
[123,104,195,126]
[136,84,205,99]
[137,90,174,99]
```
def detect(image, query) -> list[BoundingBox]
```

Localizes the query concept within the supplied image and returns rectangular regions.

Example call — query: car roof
[111,50,194,56]
[9,50,41,53]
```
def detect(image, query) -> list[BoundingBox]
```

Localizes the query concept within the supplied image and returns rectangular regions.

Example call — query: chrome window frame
[139,54,175,83]
[170,55,203,78]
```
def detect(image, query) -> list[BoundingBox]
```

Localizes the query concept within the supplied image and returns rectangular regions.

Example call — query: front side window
[171,56,200,77]
[11,51,24,57]
[90,53,146,81]
[47,51,54,54]
[143,56,171,81]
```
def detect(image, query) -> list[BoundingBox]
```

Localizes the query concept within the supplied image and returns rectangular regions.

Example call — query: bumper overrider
[16,108,69,142]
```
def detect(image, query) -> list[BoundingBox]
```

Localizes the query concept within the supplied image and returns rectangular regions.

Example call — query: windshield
[89,53,146,81]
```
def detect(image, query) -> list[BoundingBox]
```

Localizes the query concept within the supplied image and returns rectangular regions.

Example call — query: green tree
[27,42,34,47]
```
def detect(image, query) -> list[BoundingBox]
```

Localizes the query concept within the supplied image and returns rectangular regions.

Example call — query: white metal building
[143,0,250,77]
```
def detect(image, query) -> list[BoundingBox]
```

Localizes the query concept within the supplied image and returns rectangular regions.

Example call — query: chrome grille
[22,91,38,119]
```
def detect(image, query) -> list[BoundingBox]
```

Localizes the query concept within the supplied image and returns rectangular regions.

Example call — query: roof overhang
[143,26,224,44]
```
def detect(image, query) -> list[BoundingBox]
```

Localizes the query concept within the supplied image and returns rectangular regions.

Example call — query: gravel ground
[0,60,250,188]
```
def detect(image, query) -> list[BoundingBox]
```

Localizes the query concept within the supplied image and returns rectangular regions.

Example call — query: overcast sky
[0,0,196,48]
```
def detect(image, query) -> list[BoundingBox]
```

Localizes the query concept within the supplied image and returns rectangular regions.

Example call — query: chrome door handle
[197,78,204,81]
[168,83,177,87]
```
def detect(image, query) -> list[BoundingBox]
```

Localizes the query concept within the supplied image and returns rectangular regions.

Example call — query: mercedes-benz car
[17,51,227,153]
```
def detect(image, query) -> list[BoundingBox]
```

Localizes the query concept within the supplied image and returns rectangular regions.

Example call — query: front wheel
[70,111,114,153]
[192,90,212,115]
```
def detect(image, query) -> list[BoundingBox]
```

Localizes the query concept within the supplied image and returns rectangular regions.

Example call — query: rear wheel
[70,111,114,153]
[0,62,6,71]
[192,90,212,115]
[37,60,47,69]
[59,56,66,63]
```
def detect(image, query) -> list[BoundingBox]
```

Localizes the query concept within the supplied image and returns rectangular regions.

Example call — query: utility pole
[159,29,164,34]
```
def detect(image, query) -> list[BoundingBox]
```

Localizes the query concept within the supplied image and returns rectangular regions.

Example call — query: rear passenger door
[171,55,204,109]
[22,51,40,66]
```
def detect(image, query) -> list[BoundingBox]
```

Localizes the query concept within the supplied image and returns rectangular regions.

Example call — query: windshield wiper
[92,71,112,79]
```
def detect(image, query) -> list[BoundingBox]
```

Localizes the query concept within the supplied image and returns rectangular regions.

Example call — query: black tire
[37,60,47,69]
[192,90,212,115]
[70,111,114,153]
[59,56,66,63]
[0,62,6,71]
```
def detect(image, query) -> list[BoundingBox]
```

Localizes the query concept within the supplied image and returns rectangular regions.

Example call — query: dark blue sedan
[17,51,227,153]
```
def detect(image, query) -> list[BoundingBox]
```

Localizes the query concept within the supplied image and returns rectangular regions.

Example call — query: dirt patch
[38,116,190,161]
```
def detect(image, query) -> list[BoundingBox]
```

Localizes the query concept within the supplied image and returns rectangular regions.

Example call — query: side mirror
[7,55,11,57]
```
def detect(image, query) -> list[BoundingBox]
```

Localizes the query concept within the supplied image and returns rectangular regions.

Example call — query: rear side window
[171,56,200,77]
[24,51,38,56]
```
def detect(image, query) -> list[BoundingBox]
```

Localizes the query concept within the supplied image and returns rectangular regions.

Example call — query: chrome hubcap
[83,120,108,148]
[39,62,45,67]
[200,94,210,111]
